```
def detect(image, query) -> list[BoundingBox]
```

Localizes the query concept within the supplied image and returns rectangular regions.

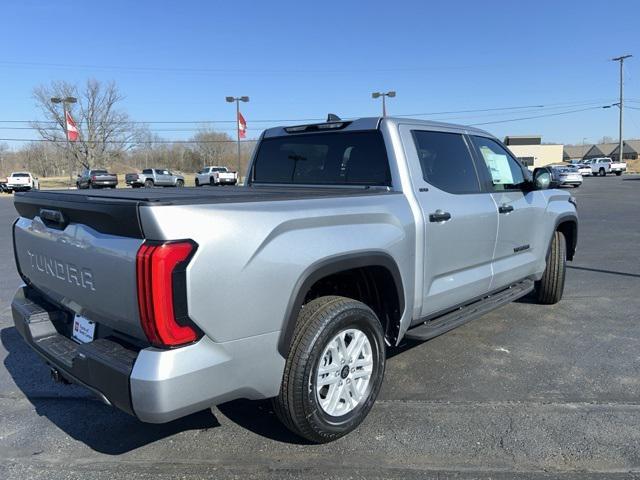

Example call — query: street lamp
[51,96,77,189]
[226,96,249,183]
[371,91,396,116]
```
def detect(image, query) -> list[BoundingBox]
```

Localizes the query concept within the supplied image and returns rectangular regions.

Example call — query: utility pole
[612,55,632,163]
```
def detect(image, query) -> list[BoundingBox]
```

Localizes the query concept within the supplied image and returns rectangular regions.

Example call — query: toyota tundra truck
[10,117,578,443]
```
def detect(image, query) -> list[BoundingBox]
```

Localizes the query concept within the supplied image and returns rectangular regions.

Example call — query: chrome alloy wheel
[316,328,374,417]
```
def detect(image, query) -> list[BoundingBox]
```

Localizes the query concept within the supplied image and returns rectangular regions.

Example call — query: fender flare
[552,213,578,260]
[277,252,405,358]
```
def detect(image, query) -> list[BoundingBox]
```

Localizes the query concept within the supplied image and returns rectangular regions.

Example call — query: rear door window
[252,131,390,186]
[411,130,481,194]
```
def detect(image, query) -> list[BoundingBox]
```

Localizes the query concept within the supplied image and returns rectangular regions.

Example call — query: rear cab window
[251,131,391,186]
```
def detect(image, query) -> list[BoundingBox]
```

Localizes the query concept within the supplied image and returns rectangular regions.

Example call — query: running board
[404,280,535,342]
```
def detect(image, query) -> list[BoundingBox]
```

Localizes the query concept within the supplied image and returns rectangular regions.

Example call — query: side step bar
[404,280,535,342]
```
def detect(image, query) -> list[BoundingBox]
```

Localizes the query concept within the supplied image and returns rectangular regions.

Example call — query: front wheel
[195,178,200,187]
[535,230,567,304]
[273,296,386,443]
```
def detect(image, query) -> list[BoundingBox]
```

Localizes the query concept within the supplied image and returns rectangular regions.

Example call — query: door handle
[429,210,452,222]
[498,204,514,214]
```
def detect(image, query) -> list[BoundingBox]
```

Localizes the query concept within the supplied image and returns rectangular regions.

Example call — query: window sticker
[480,146,514,185]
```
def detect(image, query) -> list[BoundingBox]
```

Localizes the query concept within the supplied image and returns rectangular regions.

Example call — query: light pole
[51,96,77,188]
[226,96,249,184]
[612,55,632,163]
[371,91,396,116]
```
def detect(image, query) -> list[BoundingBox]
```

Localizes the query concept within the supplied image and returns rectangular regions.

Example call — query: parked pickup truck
[6,172,39,192]
[76,168,118,189]
[11,117,578,443]
[125,168,185,188]
[589,157,626,176]
[195,166,238,186]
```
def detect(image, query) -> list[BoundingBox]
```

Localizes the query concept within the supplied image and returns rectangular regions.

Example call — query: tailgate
[13,193,146,340]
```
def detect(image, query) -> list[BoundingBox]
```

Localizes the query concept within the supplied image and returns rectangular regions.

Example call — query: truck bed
[14,186,394,238]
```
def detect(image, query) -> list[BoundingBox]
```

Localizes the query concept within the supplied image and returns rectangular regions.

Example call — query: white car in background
[195,166,238,186]
[577,163,592,176]
[6,172,39,192]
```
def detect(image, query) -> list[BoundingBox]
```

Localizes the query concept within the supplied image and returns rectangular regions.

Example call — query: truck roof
[263,117,494,139]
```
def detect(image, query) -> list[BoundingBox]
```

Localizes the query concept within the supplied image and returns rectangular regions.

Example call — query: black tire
[176,179,184,188]
[615,171,622,176]
[209,176,216,186]
[535,230,567,305]
[273,296,386,443]
[144,179,154,188]
[76,182,81,189]
[195,178,200,187]
[573,184,580,188]
[599,168,606,177]
[88,182,95,189]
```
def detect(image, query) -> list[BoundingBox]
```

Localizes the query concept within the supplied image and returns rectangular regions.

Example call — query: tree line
[1,79,257,178]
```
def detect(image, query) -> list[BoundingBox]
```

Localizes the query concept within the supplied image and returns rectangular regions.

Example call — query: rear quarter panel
[139,193,416,344]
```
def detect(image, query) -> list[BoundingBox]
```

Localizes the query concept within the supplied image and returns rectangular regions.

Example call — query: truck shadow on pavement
[1,326,307,454]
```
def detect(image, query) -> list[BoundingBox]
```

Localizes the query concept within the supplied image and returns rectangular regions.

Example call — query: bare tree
[192,128,235,168]
[32,79,142,171]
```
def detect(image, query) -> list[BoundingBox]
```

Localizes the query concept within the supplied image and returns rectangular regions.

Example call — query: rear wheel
[535,230,567,305]
[615,171,622,176]
[273,296,386,443]
[176,179,184,188]
[599,168,606,177]
[209,176,216,186]
[144,179,154,188]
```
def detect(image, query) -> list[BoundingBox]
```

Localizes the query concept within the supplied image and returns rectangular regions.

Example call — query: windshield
[252,131,390,186]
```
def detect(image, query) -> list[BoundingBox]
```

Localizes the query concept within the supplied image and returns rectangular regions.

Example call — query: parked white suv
[6,172,39,192]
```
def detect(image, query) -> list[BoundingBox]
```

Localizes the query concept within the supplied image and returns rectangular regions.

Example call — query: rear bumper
[12,285,284,423]
[91,180,118,187]
[12,286,136,414]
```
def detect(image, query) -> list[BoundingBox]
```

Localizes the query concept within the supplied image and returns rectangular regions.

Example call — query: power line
[0,99,615,126]
[469,106,607,126]
[0,137,258,144]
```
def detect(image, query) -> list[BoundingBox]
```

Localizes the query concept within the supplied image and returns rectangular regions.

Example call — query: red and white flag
[238,111,247,139]
[65,111,79,142]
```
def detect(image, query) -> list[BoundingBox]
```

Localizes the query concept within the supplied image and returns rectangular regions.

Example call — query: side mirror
[533,168,552,190]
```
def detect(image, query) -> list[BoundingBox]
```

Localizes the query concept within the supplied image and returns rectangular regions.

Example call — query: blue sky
[0,0,639,147]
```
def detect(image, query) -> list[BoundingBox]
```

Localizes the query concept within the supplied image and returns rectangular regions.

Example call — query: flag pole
[63,103,72,190]
[236,98,241,184]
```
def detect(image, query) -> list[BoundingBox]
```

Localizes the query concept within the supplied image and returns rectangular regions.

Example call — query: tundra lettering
[26,250,96,291]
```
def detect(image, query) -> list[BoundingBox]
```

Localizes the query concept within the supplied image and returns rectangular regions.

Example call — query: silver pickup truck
[11,117,577,443]
[125,168,185,188]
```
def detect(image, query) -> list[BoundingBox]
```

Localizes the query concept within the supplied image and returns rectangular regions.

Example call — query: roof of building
[503,135,542,146]
[563,144,592,159]
[584,142,618,157]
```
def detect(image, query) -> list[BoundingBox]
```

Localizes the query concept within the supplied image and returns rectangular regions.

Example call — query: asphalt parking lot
[0,176,639,479]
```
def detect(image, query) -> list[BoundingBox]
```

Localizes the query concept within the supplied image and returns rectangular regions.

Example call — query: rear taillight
[136,240,201,347]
